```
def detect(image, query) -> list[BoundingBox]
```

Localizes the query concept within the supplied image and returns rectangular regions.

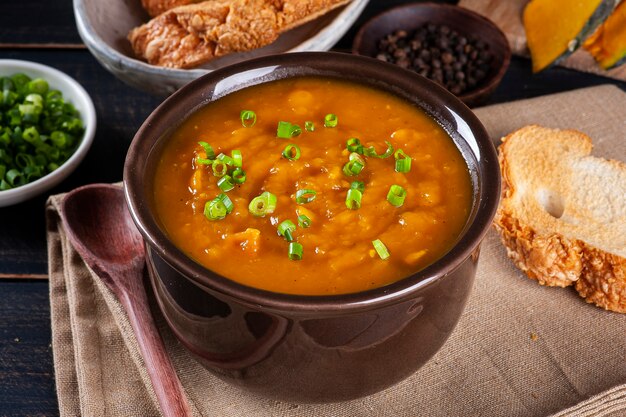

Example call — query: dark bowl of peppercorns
[352,3,511,107]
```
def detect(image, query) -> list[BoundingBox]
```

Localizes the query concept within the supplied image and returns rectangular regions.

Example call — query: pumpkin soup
[153,77,473,295]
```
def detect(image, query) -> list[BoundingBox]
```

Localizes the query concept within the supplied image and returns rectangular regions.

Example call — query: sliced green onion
[394,149,412,173]
[387,184,407,207]
[372,239,390,260]
[50,131,68,148]
[212,160,228,177]
[350,181,365,193]
[343,159,364,176]
[217,175,235,192]
[345,188,362,210]
[240,110,257,127]
[277,220,297,242]
[6,168,23,186]
[288,242,303,260]
[364,140,394,159]
[232,168,246,184]
[295,189,317,204]
[15,153,35,169]
[297,214,312,228]
[216,193,234,213]
[305,121,315,132]
[204,200,226,221]
[346,137,363,153]
[198,141,215,160]
[0,73,84,189]
[324,113,338,128]
[277,121,302,138]
[282,144,301,161]
[216,153,234,166]
[248,191,277,217]
[27,78,48,95]
[196,157,213,165]
[349,152,365,163]
[203,194,233,221]
[22,126,40,143]
[231,149,242,168]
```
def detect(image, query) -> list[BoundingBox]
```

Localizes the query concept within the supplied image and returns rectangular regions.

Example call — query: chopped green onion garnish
[204,199,227,221]
[248,191,277,217]
[349,152,365,162]
[217,175,234,192]
[297,214,312,228]
[277,121,302,138]
[278,219,296,242]
[305,121,315,132]
[288,242,303,260]
[231,150,242,168]
[204,193,233,221]
[345,188,362,210]
[387,184,407,207]
[198,141,215,160]
[216,193,234,213]
[196,157,213,165]
[350,181,365,193]
[291,124,302,137]
[6,168,23,187]
[212,160,228,177]
[232,168,246,184]
[394,149,412,173]
[346,138,363,154]
[372,239,390,260]
[216,153,234,166]
[343,159,364,176]
[295,189,317,204]
[281,144,301,161]
[240,110,257,127]
[0,73,84,190]
[324,113,338,128]
[364,141,394,159]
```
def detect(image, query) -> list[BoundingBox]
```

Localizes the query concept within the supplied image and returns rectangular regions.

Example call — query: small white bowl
[0,60,96,207]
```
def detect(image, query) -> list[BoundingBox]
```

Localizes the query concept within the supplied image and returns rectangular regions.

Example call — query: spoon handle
[119,279,193,417]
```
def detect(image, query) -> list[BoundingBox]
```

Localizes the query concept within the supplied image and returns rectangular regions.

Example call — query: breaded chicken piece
[141,0,197,17]
[129,0,352,68]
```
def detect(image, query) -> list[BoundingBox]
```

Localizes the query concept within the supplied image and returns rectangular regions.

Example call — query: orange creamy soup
[153,77,473,295]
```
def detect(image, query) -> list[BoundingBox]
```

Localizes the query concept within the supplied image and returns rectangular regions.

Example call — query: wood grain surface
[459,0,626,81]
[0,0,625,415]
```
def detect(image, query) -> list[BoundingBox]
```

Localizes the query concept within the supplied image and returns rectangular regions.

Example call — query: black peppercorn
[374,23,494,96]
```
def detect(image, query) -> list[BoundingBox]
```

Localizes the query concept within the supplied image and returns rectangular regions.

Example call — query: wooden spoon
[60,183,192,417]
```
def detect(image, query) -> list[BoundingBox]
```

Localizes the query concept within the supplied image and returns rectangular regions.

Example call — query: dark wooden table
[1,1,624,415]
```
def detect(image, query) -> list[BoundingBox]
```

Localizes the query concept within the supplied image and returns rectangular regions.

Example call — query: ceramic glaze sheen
[124,52,501,403]
[153,77,472,295]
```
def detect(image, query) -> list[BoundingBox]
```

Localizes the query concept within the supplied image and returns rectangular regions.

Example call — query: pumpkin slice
[584,0,626,69]
[523,0,618,72]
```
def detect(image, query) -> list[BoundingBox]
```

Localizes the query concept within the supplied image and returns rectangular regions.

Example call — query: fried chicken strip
[141,0,198,17]
[129,0,352,69]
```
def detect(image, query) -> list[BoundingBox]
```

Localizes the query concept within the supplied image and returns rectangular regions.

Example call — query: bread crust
[494,125,626,313]
[576,247,626,313]
[494,214,583,287]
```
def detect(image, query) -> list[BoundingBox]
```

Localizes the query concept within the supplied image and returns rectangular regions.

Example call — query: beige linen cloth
[46,85,626,417]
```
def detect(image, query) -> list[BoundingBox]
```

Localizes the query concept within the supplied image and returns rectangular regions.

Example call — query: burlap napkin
[47,85,626,417]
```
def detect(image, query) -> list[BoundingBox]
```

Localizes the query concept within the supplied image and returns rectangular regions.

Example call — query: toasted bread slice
[494,125,626,313]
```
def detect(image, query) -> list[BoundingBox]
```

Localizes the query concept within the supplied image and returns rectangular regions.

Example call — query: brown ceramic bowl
[124,52,500,403]
[352,3,511,107]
